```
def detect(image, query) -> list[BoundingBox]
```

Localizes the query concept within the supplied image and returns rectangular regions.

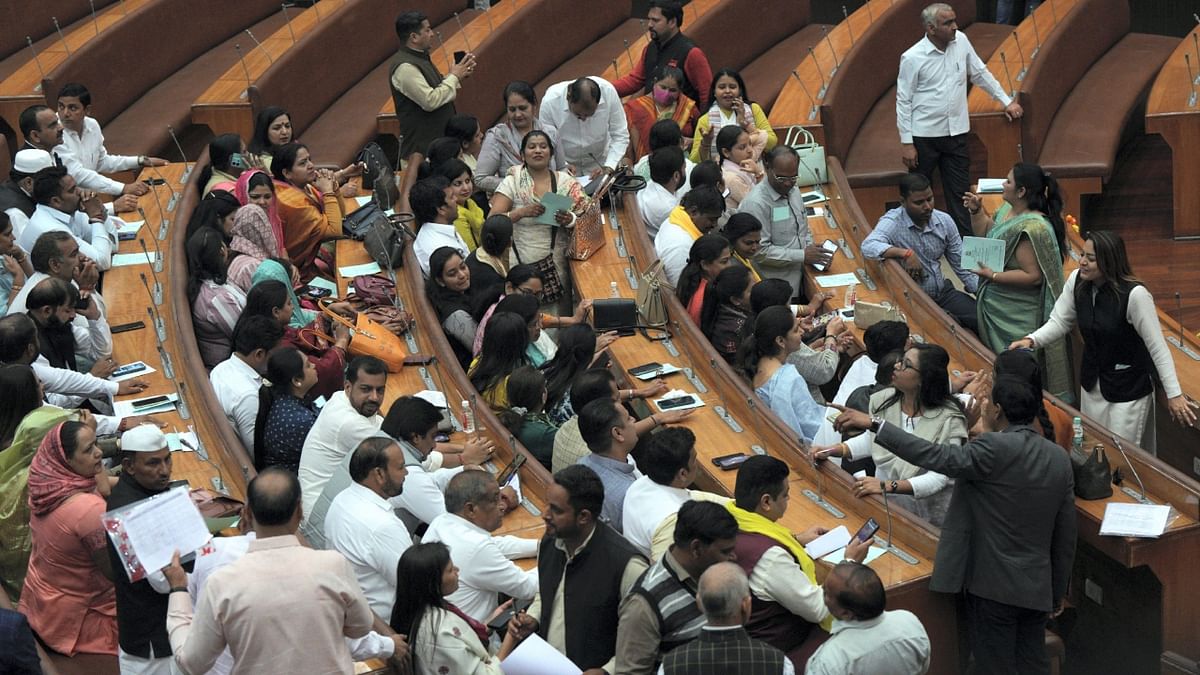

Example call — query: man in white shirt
[1,149,55,242]
[209,316,283,452]
[53,83,167,197]
[18,105,64,157]
[299,356,388,517]
[22,166,120,270]
[410,176,467,277]
[896,3,1022,236]
[324,436,414,618]
[539,76,630,180]
[423,469,539,622]
[637,146,687,239]
[654,186,725,286]
[379,395,467,527]
[632,119,695,199]
[807,561,931,674]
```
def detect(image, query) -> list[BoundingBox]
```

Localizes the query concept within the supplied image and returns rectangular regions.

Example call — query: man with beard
[861,173,979,332]
[24,278,82,373]
[324,436,412,618]
[611,0,713,108]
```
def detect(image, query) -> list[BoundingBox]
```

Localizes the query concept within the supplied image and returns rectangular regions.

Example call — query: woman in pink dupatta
[227,169,287,292]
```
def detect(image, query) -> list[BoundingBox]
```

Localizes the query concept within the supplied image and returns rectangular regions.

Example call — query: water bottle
[843,282,858,308]
[461,400,476,434]
[610,281,620,298]
[1071,416,1084,453]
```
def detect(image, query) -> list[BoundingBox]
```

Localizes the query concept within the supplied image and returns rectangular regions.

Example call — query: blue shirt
[262,394,319,473]
[577,452,640,533]
[861,206,978,295]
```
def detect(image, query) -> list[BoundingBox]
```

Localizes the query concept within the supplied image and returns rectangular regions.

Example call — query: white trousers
[1080,385,1155,454]
[119,648,181,675]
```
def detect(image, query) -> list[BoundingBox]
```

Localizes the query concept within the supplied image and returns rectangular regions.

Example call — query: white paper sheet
[632,363,682,380]
[1099,503,1172,538]
[961,236,1005,273]
[338,261,382,277]
[414,390,448,408]
[815,272,860,288]
[801,190,828,204]
[117,486,212,577]
[654,389,705,412]
[109,252,159,268]
[113,393,178,417]
[501,633,582,675]
[306,276,338,294]
[805,525,851,560]
[117,220,145,235]
[977,178,1006,193]
[822,545,888,565]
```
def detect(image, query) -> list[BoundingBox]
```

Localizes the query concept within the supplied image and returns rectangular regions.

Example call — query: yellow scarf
[667,205,703,241]
[734,252,762,282]
[725,501,832,631]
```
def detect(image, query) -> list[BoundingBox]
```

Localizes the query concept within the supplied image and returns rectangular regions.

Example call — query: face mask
[653,87,677,106]
[229,153,248,170]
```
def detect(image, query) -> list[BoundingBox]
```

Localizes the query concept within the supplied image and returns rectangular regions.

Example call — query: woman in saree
[624,67,698,160]
[270,143,355,280]
[475,81,552,195]
[963,162,1074,402]
[738,306,825,443]
[227,169,286,291]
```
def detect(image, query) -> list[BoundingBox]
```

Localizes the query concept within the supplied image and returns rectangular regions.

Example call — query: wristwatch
[869,416,884,433]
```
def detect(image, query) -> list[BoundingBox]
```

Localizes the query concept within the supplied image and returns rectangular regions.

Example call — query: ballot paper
[1099,502,1172,538]
[109,252,159,268]
[501,633,582,675]
[101,486,212,582]
[805,525,851,560]
[961,236,1005,273]
[977,178,1006,193]
[338,261,382,277]
[815,272,860,288]
[535,192,576,226]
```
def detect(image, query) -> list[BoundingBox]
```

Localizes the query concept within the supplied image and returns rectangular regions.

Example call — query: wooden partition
[1146,26,1200,239]
[0,0,119,62]
[600,0,724,82]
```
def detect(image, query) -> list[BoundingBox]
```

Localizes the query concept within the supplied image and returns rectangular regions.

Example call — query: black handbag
[1071,444,1114,500]
[363,212,414,270]
[356,142,399,207]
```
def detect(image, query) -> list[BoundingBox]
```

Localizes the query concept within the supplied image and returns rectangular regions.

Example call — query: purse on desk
[853,300,905,330]
[313,299,407,372]
[636,259,671,329]
[1071,444,1114,500]
[783,126,828,186]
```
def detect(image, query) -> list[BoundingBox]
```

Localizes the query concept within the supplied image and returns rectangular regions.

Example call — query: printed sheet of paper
[977,178,1006,193]
[109,487,212,581]
[338,261,382,277]
[961,236,1006,273]
[815,272,860,288]
[822,545,888,565]
[1099,503,1171,538]
[805,525,851,560]
[501,633,582,675]
[110,252,159,268]
[535,192,575,226]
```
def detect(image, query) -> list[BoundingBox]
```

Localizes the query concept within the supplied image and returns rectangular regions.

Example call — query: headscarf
[27,422,97,517]
[251,258,317,329]
[235,169,285,255]
[229,204,281,260]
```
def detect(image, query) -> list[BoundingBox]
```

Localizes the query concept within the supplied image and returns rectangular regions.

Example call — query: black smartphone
[486,597,533,632]
[496,454,526,487]
[657,395,696,410]
[403,354,436,366]
[111,362,147,378]
[111,321,146,334]
[628,362,663,377]
[811,239,839,272]
[855,517,880,543]
[712,453,748,470]
[74,295,90,310]
[143,178,167,186]
[454,50,467,63]
[304,285,333,299]
[131,395,170,410]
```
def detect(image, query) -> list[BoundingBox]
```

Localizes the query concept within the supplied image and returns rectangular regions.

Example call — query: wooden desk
[190,2,337,140]
[830,158,1200,664]
[569,193,960,671]
[967,0,1081,177]
[0,0,154,135]
[1146,27,1200,239]
[376,4,514,137]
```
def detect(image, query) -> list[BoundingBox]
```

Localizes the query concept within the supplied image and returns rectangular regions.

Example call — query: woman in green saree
[963,162,1075,403]
[0,364,76,599]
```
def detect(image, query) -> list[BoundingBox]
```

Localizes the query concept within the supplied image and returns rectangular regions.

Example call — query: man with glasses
[737,146,832,297]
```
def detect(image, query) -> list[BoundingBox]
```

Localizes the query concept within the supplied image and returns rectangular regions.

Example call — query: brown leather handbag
[319,300,406,371]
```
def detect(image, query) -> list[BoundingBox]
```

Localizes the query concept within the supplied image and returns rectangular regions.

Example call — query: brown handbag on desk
[567,171,618,261]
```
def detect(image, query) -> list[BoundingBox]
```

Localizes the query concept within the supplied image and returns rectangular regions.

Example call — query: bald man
[807,562,930,674]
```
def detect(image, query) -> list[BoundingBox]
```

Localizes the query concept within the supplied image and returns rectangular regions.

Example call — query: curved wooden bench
[532,19,648,98]
[1146,28,1200,239]
[599,0,725,83]
[38,0,280,157]
[0,0,119,63]
[740,23,832,114]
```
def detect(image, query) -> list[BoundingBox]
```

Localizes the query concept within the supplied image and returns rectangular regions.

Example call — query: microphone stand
[879,487,919,564]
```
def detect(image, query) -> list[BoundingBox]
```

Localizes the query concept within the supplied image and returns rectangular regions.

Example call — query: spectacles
[899,359,921,373]
[771,172,798,184]
[517,287,544,300]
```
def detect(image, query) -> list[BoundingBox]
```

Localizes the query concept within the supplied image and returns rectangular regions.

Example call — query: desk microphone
[280,3,297,43]
[1000,53,1016,97]
[1110,435,1149,504]
[865,0,873,22]
[436,31,452,69]
[140,271,162,307]
[167,126,191,185]
[1187,55,1198,108]
[484,7,494,34]
[234,43,252,94]
[243,29,272,64]
[52,17,71,55]
[1029,9,1042,61]
[156,343,175,379]
[821,26,841,76]
[878,477,920,564]
[1049,0,1058,23]
[1177,292,1184,349]
[809,47,829,99]
[25,37,46,81]
[144,175,170,240]
[88,0,100,35]
[175,380,192,420]
[147,306,167,343]
[842,6,855,45]
[611,59,619,77]
[1012,34,1028,82]
[1193,33,1200,84]
[151,165,179,213]
[139,237,162,274]
[184,423,231,496]
[453,13,472,52]
[790,71,819,120]
[622,39,636,70]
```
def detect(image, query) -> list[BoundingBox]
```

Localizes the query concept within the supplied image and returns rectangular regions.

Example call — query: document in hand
[961,236,1006,273]
[501,633,582,675]
[101,486,212,582]
[535,192,575,226]
[804,525,851,560]
[976,178,1006,193]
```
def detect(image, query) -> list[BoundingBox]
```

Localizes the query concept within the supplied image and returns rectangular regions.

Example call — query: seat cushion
[963,22,1015,62]
[1039,33,1177,179]
[746,24,832,114]
[303,58,393,167]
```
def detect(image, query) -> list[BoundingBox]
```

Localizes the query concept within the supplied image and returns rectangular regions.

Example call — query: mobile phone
[304,285,333,299]
[486,597,533,632]
[855,517,880,543]
[111,321,146,334]
[496,454,526,487]
[812,239,839,272]
[454,50,467,63]
[112,362,148,378]
[403,354,435,365]
[131,395,170,410]
[712,453,748,470]
[143,178,167,186]
[629,362,663,377]
[658,395,696,410]
[168,479,190,489]
[74,295,90,310]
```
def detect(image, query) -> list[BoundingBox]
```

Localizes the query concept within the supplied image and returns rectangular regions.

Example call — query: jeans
[933,279,979,334]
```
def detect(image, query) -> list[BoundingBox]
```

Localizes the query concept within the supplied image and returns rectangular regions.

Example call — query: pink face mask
[653,86,677,106]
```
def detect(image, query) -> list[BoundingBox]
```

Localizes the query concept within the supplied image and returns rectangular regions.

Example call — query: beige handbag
[853,300,905,330]
[637,260,671,328]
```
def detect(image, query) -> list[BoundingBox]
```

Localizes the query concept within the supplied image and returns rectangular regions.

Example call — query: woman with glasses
[813,343,968,526]
[471,265,591,358]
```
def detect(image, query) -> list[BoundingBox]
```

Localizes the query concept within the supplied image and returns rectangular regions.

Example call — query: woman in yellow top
[271,143,354,280]
[468,311,530,409]
[435,159,485,251]
[691,68,777,164]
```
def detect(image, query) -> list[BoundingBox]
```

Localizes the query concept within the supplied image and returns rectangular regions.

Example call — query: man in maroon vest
[729,455,871,669]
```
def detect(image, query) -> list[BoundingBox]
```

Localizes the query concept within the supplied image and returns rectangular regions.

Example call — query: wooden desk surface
[1144,28,1200,239]
[106,163,246,499]
[769,0,898,130]
[376,3,515,136]
[598,0,723,83]
[190,1,343,140]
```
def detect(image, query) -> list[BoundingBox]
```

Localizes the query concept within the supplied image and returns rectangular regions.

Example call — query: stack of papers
[815,272,860,288]
[976,178,1006,193]
[1099,503,1172,538]
[961,236,1005,272]
[805,525,851,559]
[535,192,575,226]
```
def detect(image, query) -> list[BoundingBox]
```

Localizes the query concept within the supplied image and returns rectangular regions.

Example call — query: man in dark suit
[826,374,1076,674]
[660,561,793,674]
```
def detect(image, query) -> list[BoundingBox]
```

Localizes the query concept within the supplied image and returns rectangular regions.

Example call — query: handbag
[365,213,414,270]
[637,259,671,328]
[783,126,828,186]
[319,300,407,372]
[356,141,399,210]
[352,274,397,307]
[1071,444,1114,500]
[567,199,606,260]
[854,300,905,330]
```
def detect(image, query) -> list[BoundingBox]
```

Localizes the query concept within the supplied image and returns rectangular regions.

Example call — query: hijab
[235,169,285,255]
[251,259,317,329]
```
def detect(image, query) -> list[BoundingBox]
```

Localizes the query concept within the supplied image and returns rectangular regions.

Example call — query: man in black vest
[661,562,793,674]
[615,500,738,674]
[390,11,476,202]
[508,465,647,674]
[612,0,714,108]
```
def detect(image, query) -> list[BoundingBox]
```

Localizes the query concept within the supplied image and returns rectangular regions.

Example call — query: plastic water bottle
[461,400,476,434]
[1072,416,1084,453]
[843,282,858,308]
[610,281,620,298]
